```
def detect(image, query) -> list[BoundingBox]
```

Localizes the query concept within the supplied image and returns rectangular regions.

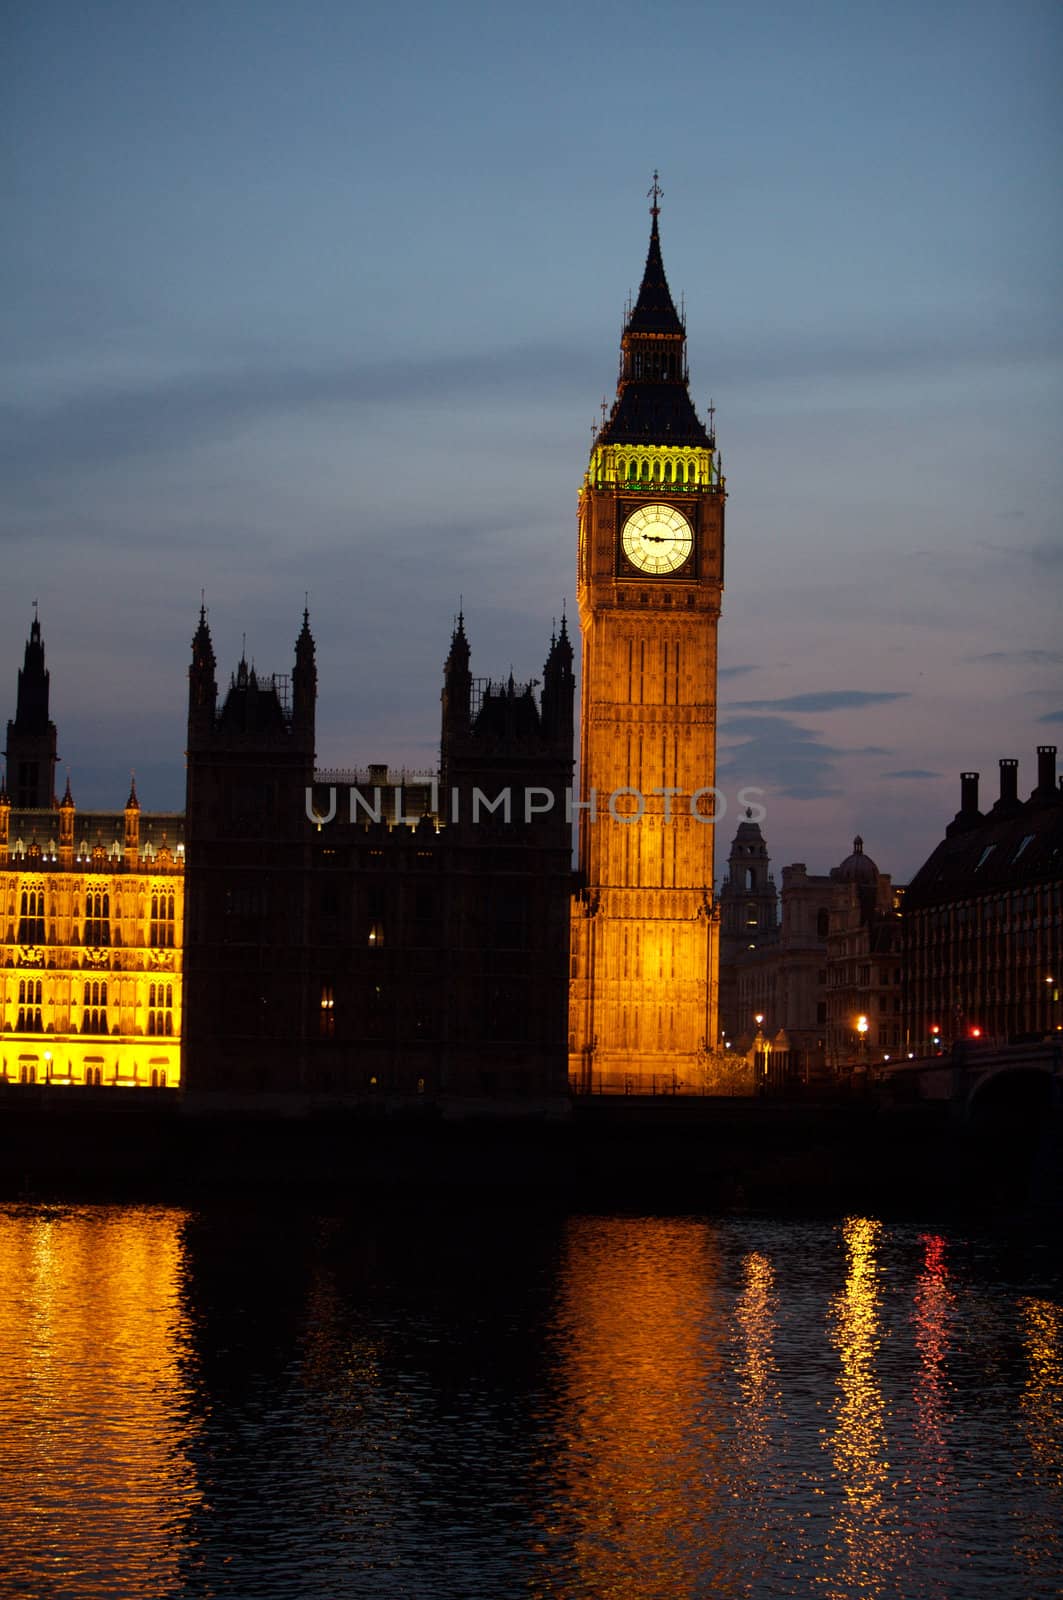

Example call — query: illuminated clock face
[621,504,693,574]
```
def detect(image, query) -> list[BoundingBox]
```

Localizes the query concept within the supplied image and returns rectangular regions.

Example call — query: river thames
[1,1202,1060,1599]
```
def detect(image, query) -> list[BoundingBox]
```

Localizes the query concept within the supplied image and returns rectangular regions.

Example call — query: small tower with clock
[570,181,726,1093]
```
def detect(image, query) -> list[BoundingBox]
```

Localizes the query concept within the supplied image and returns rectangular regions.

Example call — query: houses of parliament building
[4,196,1058,1101]
[2,193,727,1104]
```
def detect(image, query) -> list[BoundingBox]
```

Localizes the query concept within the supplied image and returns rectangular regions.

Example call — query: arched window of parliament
[16,980,44,1032]
[81,979,108,1036]
[150,890,176,948]
[18,886,45,943]
[85,890,111,947]
[148,981,173,1038]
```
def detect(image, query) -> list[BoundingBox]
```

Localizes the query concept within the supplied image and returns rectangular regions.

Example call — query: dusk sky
[4,0,1061,882]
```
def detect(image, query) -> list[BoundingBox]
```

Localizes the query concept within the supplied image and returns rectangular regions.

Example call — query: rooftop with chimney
[906,745,1062,908]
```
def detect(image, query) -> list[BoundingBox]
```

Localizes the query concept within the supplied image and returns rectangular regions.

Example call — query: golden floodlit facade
[0,618,183,1089]
[570,187,726,1093]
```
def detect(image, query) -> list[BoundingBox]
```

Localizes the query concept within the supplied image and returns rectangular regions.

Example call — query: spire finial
[648,169,662,223]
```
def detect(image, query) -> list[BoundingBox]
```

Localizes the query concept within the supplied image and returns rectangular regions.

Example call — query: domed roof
[833,835,879,884]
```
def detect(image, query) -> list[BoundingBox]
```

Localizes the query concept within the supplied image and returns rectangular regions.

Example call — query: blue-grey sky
[3,0,1061,881]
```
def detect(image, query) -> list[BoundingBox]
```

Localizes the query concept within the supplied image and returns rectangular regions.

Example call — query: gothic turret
[188,604,218,746]
[440,610,472,791]
[59,774,75,867]
[5,609,59,807]
[124,774,140,869]
[292,607,317,751]
[541,614,575,746]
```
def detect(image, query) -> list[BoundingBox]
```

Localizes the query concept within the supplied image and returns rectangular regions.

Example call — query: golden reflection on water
[734,1250,780,1466]
[0,1205,200,1598]
[822,1216,892,1600]
[536,1216,729,1600]
[912,1234,953,1485]
[1017,1294,1063,1585]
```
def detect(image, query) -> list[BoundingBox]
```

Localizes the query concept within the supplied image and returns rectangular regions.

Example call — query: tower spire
[6,606,59,806]
[595,183,711,449]
[293,605,316,747]
[188,601,218,743]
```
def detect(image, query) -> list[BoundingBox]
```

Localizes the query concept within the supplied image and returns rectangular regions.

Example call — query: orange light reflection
[535,1216,732,1598]
[822,1216,893,1599]
[0,1206,201,1597]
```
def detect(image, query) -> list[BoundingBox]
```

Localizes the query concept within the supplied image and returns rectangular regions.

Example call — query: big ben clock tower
[570,180,726,1094]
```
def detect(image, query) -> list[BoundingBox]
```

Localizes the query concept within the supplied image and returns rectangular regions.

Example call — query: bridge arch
[967,1065,1057,1122]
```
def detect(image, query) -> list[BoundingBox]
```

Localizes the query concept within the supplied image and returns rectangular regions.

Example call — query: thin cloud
[711,311,1063,388]
[0,341,585,475]
[719,664,759,680]
[717,713,844,801]
[1037,709,1063,725]
[729,690,908,713]
[880,768,940,780]
[968,649,1063,666]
